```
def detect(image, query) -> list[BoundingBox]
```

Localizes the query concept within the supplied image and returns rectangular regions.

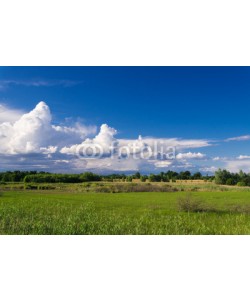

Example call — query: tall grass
[0,194,250,234]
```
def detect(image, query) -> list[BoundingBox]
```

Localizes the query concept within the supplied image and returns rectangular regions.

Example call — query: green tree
[133,172,141,179]
[215,169,231,185]
[192,172,202,180]
[140,175,148,182]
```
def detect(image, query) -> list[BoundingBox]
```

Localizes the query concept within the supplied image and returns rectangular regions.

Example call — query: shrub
[230,204,250,214]
[237,181,246,187]
[25,184,38,190]
[126,176,133,182]
[177,193,215,213]
[140,175,148,182]
[38,185,56,190]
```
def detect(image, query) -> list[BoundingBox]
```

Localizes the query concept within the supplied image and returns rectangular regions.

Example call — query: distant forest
[0,169,249,186]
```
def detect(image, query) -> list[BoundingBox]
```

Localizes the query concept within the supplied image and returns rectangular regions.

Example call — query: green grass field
[1,188,250,234]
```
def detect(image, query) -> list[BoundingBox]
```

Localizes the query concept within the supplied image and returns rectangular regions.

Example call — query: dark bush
[25,184,38,190]
[38,185,56,190]
[177,193,215,213]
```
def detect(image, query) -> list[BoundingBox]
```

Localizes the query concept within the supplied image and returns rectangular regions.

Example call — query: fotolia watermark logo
[76,142,176,160]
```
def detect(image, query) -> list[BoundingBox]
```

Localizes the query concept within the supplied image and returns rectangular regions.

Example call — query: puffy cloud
[40,146,58,155]
[176,152,206,160]
[61,124,117,157]
[93,124,118,154]
[60,126,211,172]
[62,127,211,159]
[0,101,51,154]
[52,123,96,139]
[0,101,96,155]
[0,101,214,173]
[153,161,173,168]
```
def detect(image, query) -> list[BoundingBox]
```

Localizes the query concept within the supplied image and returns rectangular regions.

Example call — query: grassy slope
[1,190,250,234]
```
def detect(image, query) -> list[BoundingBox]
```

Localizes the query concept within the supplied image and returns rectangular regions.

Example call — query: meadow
[1,181,250,235]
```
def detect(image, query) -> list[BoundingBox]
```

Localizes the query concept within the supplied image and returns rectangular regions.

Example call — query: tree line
[214,169,250,186]
[1,169,250,186]
[0,170,212,183]
[0,171,101,183]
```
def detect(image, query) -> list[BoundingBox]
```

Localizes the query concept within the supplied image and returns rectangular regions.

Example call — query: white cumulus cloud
[61,124,118,156]
[0,101,96,155]
[176,152,206,160]
[0,101,214,173]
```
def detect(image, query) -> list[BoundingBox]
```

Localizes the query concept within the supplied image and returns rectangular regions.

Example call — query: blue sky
[0,67,250,174]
